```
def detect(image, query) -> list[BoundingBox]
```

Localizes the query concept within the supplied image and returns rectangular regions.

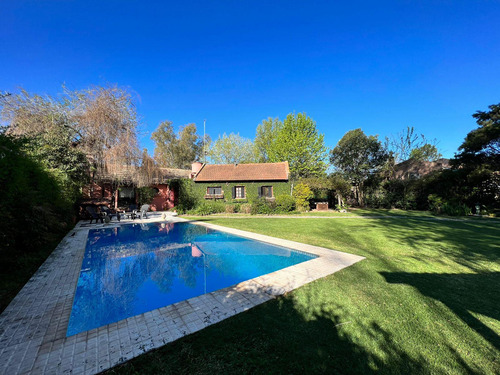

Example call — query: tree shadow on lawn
[108,294,430,375]
[381,271,500,353]
[369,218,500,272]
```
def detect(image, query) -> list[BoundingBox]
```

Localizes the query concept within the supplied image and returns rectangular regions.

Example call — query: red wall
[150,184,175,211]
[82,182,113,200]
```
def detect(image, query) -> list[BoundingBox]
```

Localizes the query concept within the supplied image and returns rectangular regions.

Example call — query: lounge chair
[86,206,103,224]
[100,206,121,222]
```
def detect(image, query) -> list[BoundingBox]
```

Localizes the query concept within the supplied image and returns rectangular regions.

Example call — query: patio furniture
[86,206,104,224]
[100,206,121,222]
[134,204,150,219]
[124,204,138,219]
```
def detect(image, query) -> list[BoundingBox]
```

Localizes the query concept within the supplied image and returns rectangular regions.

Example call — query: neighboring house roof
[194,162,290,182]
[394,158,450,180]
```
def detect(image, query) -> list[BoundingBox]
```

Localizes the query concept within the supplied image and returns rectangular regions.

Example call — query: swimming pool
[67,222,316,336]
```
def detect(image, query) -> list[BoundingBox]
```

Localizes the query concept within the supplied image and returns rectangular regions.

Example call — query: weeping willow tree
[1,85,153,208]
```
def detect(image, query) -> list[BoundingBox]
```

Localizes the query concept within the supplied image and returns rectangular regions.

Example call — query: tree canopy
[1,85,141,185]
[386,126,441,163]
[254,117,280,163]
[259,113,327,179]
[330,128,388,205]
[152,121,205,169]
[209,133,256,164]
[409,144,442,162]
[456,103,500,167]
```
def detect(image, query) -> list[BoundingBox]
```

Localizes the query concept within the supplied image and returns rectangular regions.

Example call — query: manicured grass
[302,208,435,217]
[107,215,500,374]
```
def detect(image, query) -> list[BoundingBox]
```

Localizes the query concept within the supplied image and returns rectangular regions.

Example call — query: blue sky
[1,1,499,159]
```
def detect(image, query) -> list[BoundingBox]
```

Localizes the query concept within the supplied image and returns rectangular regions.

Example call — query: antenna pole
[203,119,206,163]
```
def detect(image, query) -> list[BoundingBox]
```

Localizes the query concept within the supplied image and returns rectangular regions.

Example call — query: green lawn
[106,214,500,374]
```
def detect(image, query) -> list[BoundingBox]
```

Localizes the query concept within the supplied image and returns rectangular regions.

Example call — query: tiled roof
[194,162,289,182]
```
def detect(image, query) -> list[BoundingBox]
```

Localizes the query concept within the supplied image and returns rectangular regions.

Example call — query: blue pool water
[67,222,316,336]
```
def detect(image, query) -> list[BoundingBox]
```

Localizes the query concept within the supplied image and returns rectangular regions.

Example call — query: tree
[209,133,256,164]
[266,113,328,179]
[456,103,500,166]
[66,85,141,185]
[451,103,500,210]
[330,174,352,208]
[254,117,281,162]
[1,85,148,209]
[152,121,205,168]
[330,128,388,206]
[2,85,142,183]
[386,126,441,163]
[292,183,314,211]
[137,149,161,187]
[409,144,442,162]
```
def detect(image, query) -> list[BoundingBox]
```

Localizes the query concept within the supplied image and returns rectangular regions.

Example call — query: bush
[225,204,236,214]
[442,202,472,216]
[0,134,73,257]
[250,197,276,215]
[192,201,225,216]
[293,183,314,211]
[169,179,199,212]
[137,186,157,206]
[275,194,295,212]
[240,203,251,214]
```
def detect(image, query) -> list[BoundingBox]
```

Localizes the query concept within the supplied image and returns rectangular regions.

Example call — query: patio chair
[100,206,121,222]
[134,204,150,219]
[125,204,138,219]
[86,206,103,224]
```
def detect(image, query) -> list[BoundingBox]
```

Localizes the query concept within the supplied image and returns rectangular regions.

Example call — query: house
[393,158,450,180]
[190,161,291,202]
[81,167,191,212]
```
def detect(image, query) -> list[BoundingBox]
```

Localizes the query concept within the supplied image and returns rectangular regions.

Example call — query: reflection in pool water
[67,222,316,336]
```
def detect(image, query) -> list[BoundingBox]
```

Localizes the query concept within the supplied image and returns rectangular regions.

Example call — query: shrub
[442,202,472,216]
[250,197,276,215]
[225,204,236,214]
[275,194,295,212]
[240,203,251,214]
[192,201,225,216]
[428,194,443,214]
[137,186,157,206]
[169,179,199,212]
[293,183,314,211]
[0,134,72,257]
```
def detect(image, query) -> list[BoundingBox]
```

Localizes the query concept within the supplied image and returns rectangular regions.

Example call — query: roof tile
[194,162,289,182]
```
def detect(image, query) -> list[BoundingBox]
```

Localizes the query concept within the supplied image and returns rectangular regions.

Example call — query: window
[119,187,135,199]
[233,186,245,199]
[207,186,222,195]
[260,186,273,198]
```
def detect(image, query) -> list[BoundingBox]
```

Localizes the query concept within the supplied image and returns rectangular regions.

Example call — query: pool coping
[0,214,365,375]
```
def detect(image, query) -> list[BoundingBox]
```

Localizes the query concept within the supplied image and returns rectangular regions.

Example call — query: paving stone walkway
[0,214,364,374]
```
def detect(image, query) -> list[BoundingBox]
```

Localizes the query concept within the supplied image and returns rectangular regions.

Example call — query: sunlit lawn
[104,215,499,374]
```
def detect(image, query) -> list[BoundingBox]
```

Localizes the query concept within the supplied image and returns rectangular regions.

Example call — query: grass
[106,214,500,375]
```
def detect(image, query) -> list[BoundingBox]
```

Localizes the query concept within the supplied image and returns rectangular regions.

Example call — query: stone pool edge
[0,215,364,375]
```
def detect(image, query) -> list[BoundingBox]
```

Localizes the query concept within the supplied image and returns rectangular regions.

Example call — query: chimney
[191,161,203,176]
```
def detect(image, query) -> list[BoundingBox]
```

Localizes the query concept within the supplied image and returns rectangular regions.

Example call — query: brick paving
[0,213,364,374]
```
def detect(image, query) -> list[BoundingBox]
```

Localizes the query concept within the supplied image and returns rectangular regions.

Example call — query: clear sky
[1,1,499,159]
